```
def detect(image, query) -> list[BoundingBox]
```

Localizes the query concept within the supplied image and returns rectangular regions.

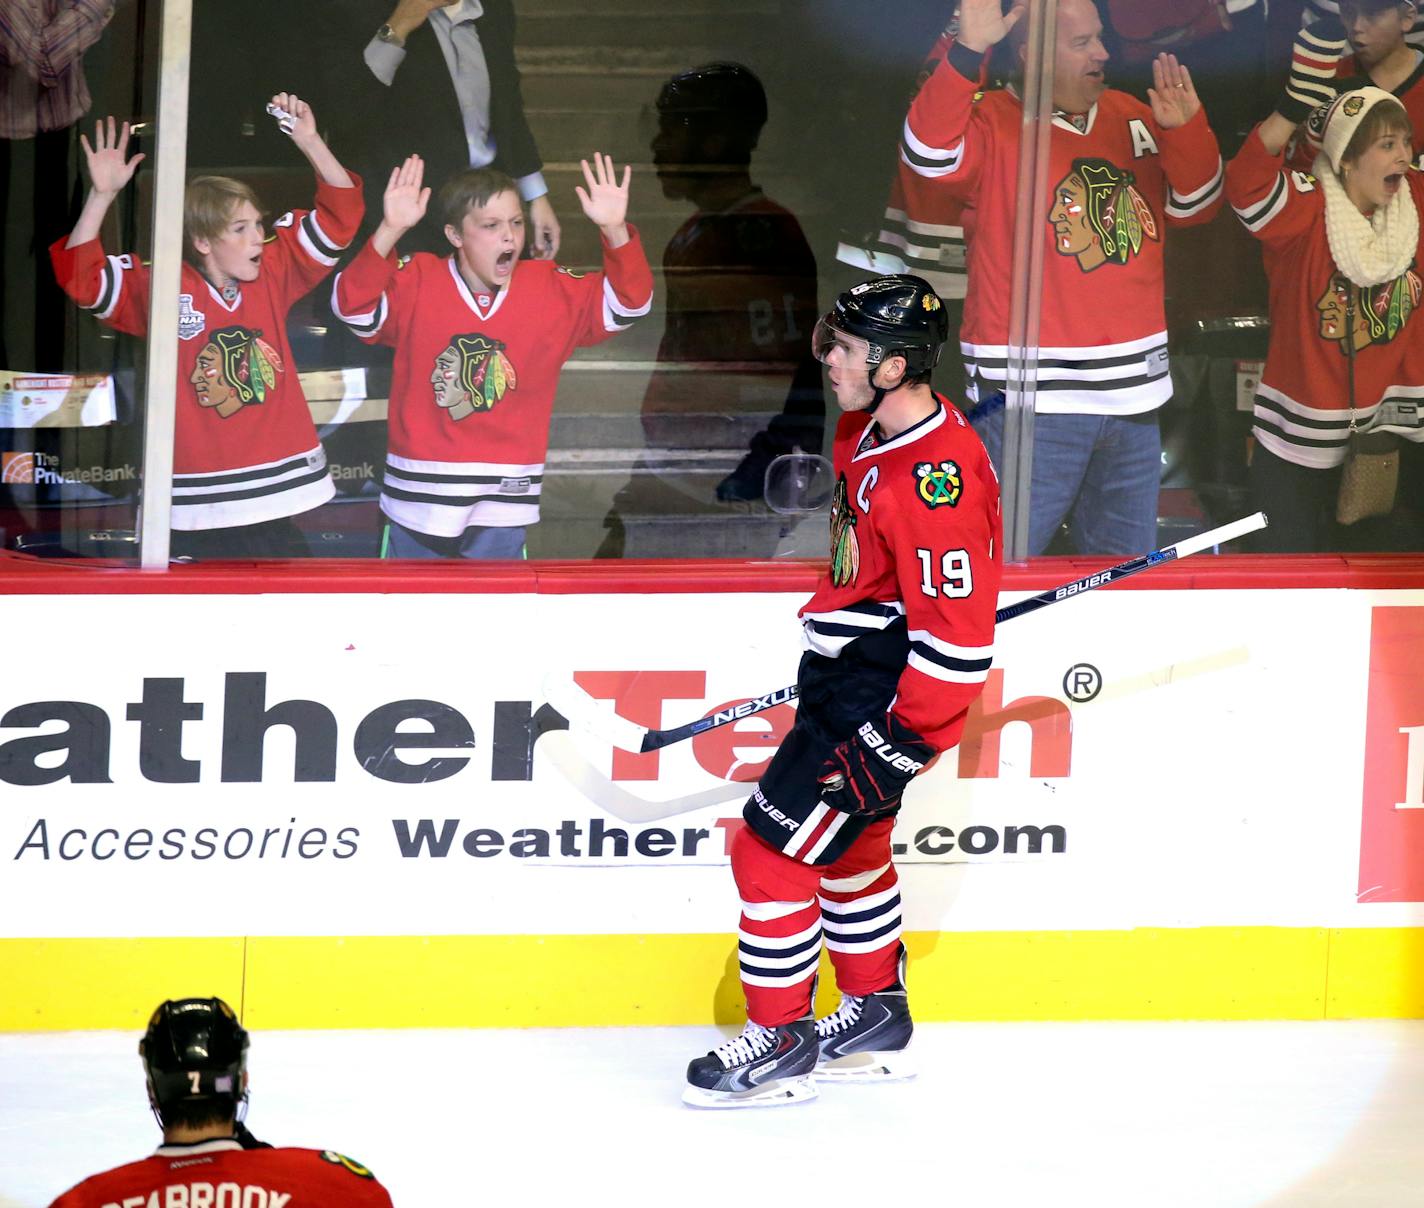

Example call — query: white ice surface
[3,1022,1423,1207]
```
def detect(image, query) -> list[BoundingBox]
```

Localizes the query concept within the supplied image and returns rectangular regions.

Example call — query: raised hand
[383,155,430,233]
[268,92,317,143]
[80,117,145,197]
[1147,54,1201,130]
[957,0,1027,54]
[574,153,631,231]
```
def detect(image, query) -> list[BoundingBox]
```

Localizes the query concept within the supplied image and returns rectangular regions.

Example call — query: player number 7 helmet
[140,997,250,1123]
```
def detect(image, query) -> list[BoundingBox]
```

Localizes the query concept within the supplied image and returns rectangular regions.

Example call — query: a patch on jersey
[915,460,962,509]
[1048,158,1159,273]
[397,255,412,270]
[829,473,861,587]
[177,294,206,341]
[856,425,881,456]
[1316,269,1423,352]
[431,332,519,420]
[189,325,283,419]
[556,265,587,279]
[320,1151,375,1179]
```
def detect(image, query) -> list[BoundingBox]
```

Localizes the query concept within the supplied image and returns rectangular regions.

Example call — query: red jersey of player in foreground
[47,1138,394,1208]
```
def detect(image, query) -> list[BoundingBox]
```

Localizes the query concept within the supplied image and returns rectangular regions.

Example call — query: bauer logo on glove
[817,715,933,815]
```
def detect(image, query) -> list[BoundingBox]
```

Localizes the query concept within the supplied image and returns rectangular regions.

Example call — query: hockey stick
[543,511,1267,756]
[539,729,749,824]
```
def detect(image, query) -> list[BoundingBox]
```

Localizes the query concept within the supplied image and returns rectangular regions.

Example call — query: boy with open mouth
[332,152,653,559]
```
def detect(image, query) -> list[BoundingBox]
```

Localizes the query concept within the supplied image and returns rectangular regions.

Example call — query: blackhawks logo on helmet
[431,333,519,421]
[915,460,962,509]
[829,473,861,587]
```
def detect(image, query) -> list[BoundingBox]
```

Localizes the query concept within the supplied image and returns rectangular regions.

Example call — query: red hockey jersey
[904,49,1225,415]
[50,176,363,530]
[333,231,654,534]
[47,1138,394,1208]
[1226,126,1424,468]
[837,28,975,301]
[799,396,1002,751]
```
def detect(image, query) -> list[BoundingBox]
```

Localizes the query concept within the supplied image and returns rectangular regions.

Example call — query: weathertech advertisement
[1,588,1422,938]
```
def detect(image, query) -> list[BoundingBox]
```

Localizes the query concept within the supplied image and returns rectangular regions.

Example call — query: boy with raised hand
[332,152,653,558]
[51,94,363,559]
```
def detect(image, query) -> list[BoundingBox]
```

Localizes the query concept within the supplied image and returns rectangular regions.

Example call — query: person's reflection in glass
[599,62,824,557]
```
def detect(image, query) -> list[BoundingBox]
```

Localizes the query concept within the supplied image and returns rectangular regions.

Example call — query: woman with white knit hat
[1226,84,1422,551]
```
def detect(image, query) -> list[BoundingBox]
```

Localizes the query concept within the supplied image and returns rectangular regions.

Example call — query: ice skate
[682,1019,819,1108]
[813,944,915,1081]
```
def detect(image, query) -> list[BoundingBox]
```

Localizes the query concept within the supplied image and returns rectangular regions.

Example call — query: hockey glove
[818,715,933,815]
[1278,17,1348,124]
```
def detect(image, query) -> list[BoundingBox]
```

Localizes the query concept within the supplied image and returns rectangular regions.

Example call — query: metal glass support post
[1001,0,1057,560]
[138,0,193,570]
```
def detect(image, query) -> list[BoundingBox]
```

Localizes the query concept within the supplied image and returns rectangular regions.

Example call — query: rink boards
[1,567,1423,1028]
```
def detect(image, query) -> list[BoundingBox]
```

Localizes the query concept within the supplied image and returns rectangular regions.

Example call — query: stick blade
[541,672,651,754]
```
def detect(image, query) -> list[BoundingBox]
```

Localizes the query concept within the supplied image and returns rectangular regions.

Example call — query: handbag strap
[1346,284,1358,435]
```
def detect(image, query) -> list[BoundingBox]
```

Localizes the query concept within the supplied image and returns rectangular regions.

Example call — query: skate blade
[681,1077,819,1109]
[812,1050,917,1082]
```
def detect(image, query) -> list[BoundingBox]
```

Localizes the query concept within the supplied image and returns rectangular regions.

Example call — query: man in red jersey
[683,275,1002,1109]
[903,0,1224,555]
[46,998,395,1207]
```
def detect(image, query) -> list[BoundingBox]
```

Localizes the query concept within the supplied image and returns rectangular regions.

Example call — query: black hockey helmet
[813,275,948,380]
[655,62,768,138]
[140,997,249,1120]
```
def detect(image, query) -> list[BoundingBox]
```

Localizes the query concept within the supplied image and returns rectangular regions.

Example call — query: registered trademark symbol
[1062,663,1102,703]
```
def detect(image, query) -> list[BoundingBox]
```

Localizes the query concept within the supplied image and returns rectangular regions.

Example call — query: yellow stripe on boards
[0,937,246,1031]
[2,929,1422,1031]
[1326,927,1424,1018]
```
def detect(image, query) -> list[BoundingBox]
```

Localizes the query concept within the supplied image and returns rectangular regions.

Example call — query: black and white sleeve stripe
[602,278,652,333]
[1166,157,1224,220]
[901,117,965,180]
[331,276,389,339]
[907,628,994,685]
[297,211,347,267]
[87,255,129,321]
[1232,172,1291,233]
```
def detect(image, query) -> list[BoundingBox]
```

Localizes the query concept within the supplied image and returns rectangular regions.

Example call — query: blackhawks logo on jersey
[189,325,282,419]
[915,460,962,509]
[1317,269,1423,354]
[320,1151,375,1180]
[1049,157,1159,273]
[431,333,519,421]
[829,473,861,587]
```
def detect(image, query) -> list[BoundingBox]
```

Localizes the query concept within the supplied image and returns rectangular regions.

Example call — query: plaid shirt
[0,0,115,139]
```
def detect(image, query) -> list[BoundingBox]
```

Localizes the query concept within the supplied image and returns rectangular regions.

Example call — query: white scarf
[1314,152,1419,288]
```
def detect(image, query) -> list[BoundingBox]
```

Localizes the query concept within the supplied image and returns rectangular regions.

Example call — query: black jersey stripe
[738,949,821,982]
[910,640,994,675]
[384,464,544,486]
[172,465,330,506]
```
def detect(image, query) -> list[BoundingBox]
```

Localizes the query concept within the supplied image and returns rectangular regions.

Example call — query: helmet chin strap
[865,360,895,414]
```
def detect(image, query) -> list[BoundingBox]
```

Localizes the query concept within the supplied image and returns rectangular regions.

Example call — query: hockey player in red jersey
[1227,86,1422,550]
[50,96,364,559]
[903,0,1225,556]
[332,152,654,558]
[45,998,394,1207]
[683,276,1001,1109]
